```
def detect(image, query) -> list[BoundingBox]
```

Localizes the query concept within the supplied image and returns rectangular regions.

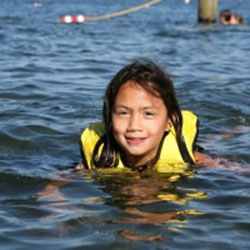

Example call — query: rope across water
[60,0,163,23]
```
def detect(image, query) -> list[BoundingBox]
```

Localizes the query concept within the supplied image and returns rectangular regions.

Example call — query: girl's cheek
[113,120,125,133]
[114,116,128,126]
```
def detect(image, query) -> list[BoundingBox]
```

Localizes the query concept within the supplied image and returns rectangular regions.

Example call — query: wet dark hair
[92,59,194,168]
[220,9,231,17]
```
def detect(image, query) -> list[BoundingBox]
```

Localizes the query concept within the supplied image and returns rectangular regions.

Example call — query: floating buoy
[60,15,88,23]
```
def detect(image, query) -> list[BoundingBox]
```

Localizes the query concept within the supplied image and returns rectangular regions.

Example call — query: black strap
[177,135,195,165]
[176,118,199,165]
[79,140,90,169]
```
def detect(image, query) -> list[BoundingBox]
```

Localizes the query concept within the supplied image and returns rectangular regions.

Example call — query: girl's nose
[127,114,142,132]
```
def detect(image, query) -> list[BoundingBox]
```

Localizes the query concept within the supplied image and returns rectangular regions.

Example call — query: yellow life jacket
[80,110,198,171]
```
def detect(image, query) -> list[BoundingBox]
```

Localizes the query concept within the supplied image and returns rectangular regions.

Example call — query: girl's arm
[194,151,220,167]
[194,151,248,170]
[193,125,250,169]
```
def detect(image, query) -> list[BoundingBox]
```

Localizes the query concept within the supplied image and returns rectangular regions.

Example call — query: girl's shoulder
[81,122,105,144]
[181,110,198,143]
[182,110,198,122]
[87,122,105,134]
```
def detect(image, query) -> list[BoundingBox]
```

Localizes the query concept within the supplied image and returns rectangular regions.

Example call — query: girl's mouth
[125,137,146,145]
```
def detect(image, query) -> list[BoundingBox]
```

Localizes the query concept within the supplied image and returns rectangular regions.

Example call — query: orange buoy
[60,15,88,23]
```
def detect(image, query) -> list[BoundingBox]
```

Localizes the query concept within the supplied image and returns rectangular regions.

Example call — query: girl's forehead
[114,81,165,109]
[117,81,160,97]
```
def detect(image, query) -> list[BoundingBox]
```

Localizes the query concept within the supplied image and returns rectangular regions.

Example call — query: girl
[38,60,243,200]
[78,59,212,172]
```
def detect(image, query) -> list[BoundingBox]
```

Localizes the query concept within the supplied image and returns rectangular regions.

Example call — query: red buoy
[60,15,88,23]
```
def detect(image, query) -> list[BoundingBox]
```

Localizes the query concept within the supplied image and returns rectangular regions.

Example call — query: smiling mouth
[125,137,146,145]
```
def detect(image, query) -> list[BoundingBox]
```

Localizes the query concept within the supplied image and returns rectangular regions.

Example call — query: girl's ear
[165,119,172,132]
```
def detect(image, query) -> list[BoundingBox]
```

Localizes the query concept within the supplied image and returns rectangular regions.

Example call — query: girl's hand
[75,162,84,170]
[36,180,68,201]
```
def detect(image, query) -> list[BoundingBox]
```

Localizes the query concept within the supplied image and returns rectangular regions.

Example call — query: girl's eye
[116,110,129,116]
[144,112,155,117]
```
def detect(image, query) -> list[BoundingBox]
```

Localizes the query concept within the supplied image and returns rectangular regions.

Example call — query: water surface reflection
[44,167,207,241]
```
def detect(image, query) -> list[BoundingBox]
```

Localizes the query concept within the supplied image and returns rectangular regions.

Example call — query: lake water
[1,0,250,249]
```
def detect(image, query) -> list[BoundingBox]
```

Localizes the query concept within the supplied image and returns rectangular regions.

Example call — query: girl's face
[112,81,171,167]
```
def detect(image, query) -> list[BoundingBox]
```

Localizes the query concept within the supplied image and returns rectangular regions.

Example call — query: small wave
[0,130,39,154]
[0,16,22,24]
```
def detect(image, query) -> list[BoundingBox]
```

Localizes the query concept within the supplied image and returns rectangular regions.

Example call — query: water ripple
[1,0,250,248]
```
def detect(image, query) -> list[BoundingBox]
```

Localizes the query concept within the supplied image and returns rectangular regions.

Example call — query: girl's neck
[120,152,158,172]
[123,152,156,167]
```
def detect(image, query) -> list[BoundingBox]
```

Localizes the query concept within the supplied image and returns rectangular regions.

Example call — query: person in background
[220,9,244,25]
